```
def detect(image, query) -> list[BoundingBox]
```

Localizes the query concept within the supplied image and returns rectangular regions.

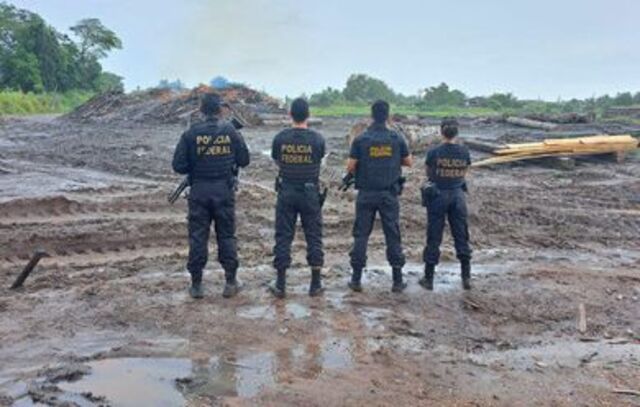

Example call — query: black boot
[391,267,407,293]
[348,268,363,292]
[189,276,204,299]
[419,264,435,291]
[269,268,286,299]
[309,267,325,297]
[222,269,241,298]
[461,260,471,290]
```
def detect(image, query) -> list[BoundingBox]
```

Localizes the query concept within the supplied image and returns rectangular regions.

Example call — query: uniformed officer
[421,117,472,290]
[270,98,326,298]
[172,93,250,299]
[347,100,413,293]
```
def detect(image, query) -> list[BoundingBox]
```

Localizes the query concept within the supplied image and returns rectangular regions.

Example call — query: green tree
[96,72,124,92]
[486,93,521,109]
[0,3,123,93]
[613,92,633,106]
[70,18,122,60]
[70,18,122,89]
[309,87,344,107]
[342,74,396,103]
[421,83,466,107]
[3,47,43,92]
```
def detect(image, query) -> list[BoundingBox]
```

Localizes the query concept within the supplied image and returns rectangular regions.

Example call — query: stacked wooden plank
[472,135,639,167]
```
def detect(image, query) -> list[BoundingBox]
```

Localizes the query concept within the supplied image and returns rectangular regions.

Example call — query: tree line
[308,74,640,113]
[0,2,122,93]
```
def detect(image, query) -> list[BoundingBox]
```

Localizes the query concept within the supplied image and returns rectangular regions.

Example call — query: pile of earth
[63,84,285,126]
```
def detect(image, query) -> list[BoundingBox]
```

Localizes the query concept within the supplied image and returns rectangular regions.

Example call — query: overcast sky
[12,0,640,100]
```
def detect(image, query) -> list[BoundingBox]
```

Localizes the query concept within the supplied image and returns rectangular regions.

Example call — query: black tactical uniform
[348,123,409,292]
[270,127,325,297]
[422,142,472,289]
[172,116,250,297]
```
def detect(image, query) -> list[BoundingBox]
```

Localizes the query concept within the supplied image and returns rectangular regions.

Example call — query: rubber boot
[189,276,204,299]
[269,268,286,299]
[461,260,471,290]
[419,264,435,291]
[348,268,363,292]
[222,269,241,298]
[391,267,407,293]
[309,267,325,297]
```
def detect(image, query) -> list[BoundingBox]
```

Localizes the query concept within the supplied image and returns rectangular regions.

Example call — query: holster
[319,187,328,207]
[420,182,439,207]
[396,176,406,196]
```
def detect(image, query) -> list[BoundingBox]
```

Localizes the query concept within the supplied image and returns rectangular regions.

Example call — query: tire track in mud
[0,186,190,270]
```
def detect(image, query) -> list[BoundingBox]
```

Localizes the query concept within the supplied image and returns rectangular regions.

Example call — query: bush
[0,91,94,115]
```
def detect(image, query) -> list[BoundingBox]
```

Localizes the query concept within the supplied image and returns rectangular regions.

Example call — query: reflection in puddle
[286,303,311,319]
[237,302,310,321]
[237,305,274,320]
[24,335,356,404]
[321,338,353,370]
[359,307,391,331]
[181,338,353,399]
[185,353,277,399]
[59,358,190,407]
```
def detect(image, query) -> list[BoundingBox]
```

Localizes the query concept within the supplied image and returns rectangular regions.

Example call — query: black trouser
[187,179,238,283]
[423,188,472,265]
[350,190,406,270]
[273,183,324,271]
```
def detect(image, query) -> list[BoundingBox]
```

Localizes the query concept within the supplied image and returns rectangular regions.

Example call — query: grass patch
[0,91,94,116]
[311,103,499,118]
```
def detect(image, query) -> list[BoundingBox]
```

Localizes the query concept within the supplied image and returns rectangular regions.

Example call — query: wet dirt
[0,115,639,406]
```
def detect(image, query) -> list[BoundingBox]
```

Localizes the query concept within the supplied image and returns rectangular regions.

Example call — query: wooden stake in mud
[10,250,50,289]
[578,303,587,334]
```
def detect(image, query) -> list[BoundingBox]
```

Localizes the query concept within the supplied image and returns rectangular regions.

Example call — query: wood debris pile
[63,85,284,126]
[472,135,639,167]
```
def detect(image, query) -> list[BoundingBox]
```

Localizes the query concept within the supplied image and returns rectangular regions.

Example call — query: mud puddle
[364,262,507,292]
[34,337,355,404]
[237,302,311,320]
[179,346,347,399]
[58,358,189,407]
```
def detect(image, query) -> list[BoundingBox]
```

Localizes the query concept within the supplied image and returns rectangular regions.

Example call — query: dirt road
[0,115,639,406]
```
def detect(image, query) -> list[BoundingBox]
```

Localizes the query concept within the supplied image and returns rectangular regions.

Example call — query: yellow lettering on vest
[369,145,392,158]
[205,145,231,156]
[214,135,231,144]
[282,154,313,164]
[197,135,212,145]
[281,144,312,154]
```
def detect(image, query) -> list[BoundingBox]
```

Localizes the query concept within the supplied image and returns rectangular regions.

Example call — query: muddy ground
[0,115,639,406]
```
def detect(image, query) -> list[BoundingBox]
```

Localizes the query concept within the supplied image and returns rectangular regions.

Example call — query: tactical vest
[427,144,470,190]
[276,129,322,184]
[355,127,403,191]
[189,119,237,182]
